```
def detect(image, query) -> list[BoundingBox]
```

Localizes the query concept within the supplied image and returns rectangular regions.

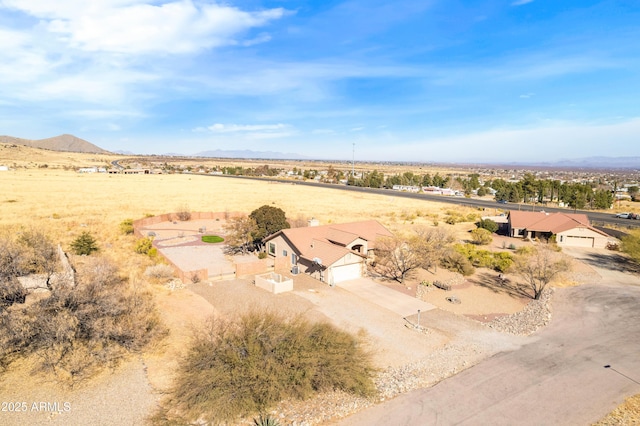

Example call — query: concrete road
[338,281,640,425]
[337,278,435,317]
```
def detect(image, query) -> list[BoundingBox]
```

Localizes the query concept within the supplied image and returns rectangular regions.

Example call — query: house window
[268,242,276,256]
[283,249,288,257]
[559,235,563,242]
[291,253,297,265]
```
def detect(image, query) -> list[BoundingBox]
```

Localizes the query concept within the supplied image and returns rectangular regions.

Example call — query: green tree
[70,231,98,256]
[592,189,613,210]
[627,186,639,202]
[476,218,499,233]
[249,205,290,242]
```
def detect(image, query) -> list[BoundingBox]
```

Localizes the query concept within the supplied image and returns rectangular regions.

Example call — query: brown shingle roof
[265,220,393,266]
[508,211,608,236]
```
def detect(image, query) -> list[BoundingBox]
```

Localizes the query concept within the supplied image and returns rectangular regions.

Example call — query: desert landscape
[1,147,639,425]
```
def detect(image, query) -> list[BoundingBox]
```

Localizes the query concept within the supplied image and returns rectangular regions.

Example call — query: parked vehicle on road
[615,213,630,218]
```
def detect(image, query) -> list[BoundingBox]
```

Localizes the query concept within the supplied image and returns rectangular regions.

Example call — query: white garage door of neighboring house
[565,236,595,248]
[330,263,361,284]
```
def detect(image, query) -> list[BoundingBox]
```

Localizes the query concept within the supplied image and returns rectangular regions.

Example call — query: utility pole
[352,142,355,179]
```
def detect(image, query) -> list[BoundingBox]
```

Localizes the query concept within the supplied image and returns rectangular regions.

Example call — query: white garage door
[565,236,594,248]
[330,263,361,284]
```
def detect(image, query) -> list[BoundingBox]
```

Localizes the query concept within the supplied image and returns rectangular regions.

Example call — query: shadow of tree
[469,271,533,299]
[575,252,640,274]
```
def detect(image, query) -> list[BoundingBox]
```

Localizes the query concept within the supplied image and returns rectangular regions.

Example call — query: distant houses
[78,167,107,173]
[392,184,462,196]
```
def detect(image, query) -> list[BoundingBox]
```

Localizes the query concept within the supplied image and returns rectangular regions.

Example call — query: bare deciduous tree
[413,227,456,272]
[514,245,570,300]
[374,234,421,283]
[373,227,457,283]
[223,216,258,254]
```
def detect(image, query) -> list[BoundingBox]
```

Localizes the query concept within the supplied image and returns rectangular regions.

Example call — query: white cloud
[2,0,287,54]
[519,93,535,99]
[205,123,289,133]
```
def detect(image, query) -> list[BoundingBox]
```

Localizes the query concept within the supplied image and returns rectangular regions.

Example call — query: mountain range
[0,134,108,154]
[1,134,638,168]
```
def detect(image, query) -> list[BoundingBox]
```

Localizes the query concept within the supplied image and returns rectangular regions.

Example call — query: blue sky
[1,0,639,162]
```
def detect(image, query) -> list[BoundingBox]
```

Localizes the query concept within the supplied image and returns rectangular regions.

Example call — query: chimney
[308,218,319,227]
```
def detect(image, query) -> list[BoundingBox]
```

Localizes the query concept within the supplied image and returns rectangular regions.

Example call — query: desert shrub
[470,228,493,245]
[493,252,514,273]
[0,238,24,280]
[17,230,59,284]
[258,252,267,259]
[120,219,134,235]
[0,256,166,383]
[454,243,513,272]
[147,247,158,258]
[515,246,533,255]
[465,213,479,222]
[476,218,499,233]
[144,264,175,282]
[70,231,98,256]
[153,312,375,424]
[175,205,191,221]
[441,251,475,276]
[135,237,154,255]
[253,414,281,426]
[0,277,27,311]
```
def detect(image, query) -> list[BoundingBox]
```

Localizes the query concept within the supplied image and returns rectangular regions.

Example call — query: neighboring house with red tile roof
[263,220,393,285]
[508,211,610,248]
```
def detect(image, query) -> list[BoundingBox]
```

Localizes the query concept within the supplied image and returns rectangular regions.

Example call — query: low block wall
[132,211,245,237]
[255,272,293,294]
[132,211,244,283]
[236,259,271,277]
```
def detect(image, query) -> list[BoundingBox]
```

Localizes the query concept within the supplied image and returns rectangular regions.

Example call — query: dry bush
[144,264,175,283]
[0,256,166,385]
[175,204,192,221]
[289,213,308,228]
[152,311,375,425]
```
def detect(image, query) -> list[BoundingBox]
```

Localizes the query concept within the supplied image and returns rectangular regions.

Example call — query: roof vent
[308,218,320,227]
[313,257,322,266]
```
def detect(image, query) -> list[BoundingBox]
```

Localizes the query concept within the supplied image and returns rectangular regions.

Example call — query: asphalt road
[204,174,640,230]
[338,278,640,425]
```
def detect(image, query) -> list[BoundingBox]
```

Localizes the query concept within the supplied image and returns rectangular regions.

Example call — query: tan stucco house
[263,220,393,285]
[508,211,610,248]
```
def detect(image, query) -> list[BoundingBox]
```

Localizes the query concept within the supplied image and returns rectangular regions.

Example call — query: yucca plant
[253,414,281,426]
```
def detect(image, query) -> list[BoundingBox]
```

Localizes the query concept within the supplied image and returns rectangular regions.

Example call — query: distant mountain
[193,149,308,160]
[500,157,640,169]
[0,134,108,154]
